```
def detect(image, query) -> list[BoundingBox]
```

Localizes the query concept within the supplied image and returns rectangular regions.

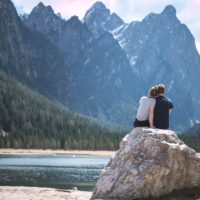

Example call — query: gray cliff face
[25,2,140,126]
[0,0,30,77]
[68,32,139,123]
[92,128,200,199]
[0,0,70,100]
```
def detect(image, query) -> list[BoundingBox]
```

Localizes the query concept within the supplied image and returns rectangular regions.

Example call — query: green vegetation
[178,134,200,152]
[0,70,125,150]
[178,123,200,152]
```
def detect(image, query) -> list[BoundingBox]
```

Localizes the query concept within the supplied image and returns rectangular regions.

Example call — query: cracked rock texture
[91,128,200,200]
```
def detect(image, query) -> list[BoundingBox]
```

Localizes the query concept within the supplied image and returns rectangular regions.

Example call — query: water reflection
[0,154,110,191]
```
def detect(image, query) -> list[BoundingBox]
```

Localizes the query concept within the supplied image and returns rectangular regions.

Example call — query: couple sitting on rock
[134,84,173,129]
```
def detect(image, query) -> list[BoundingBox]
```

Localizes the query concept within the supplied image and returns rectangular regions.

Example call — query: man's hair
[157,84,165,94]
[149,86,158,98]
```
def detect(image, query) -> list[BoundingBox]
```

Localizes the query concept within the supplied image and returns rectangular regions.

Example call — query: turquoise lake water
[0,154,110,191]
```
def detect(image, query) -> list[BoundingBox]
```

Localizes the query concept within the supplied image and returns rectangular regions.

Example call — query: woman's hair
[157,84,165,94]
[149,86,158,98]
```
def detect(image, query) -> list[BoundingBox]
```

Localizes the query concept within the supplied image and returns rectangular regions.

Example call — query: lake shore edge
[0,148,199,157]
[0,186,92,200]
[0,148,115,156]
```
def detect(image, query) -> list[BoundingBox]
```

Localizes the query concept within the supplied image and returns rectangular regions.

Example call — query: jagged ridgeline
[0,71,125,149]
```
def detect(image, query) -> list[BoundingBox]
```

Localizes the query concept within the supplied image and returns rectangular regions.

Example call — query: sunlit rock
[91,128,200,199]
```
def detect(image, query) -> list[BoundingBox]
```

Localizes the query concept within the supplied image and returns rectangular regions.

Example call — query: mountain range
[1,0,200,131]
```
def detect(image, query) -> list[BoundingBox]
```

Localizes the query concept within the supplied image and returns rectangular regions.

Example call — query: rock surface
[91,128,200,200]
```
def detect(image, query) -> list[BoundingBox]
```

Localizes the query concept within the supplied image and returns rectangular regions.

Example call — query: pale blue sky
[12,0,200,53]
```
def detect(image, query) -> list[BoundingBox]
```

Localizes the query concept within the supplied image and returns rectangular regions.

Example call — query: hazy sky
[12,0,200,53]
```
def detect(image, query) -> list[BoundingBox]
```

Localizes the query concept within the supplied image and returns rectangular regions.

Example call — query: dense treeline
[3,68,199,152]
[178,123,200,152]
[178,134,200,152]
[0,70,125,150]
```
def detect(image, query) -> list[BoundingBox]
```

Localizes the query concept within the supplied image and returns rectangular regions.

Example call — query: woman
[134,86,158,128]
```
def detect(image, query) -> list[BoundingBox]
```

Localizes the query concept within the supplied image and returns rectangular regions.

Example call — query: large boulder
[91,128,200,199]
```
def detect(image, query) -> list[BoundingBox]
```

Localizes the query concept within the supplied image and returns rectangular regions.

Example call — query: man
[153,84,173,129]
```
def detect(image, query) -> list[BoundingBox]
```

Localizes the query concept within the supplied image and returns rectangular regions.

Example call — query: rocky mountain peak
[25,2,65,34]
[83,1,110,23]
[31,2,54,16]
[162,5,176,16]
[66,15,82,27]
[68,15,79,23]
[36,2,45,9]
[160,4,180,28]
[89,1,108,12]
[83,1,124,37]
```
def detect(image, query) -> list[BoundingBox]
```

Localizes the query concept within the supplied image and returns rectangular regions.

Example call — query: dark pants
[134,118,150,128]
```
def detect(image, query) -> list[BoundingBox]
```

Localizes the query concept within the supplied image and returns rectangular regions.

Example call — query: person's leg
[139,120,150,127]
[143,120,150,127]
[134,119,150,127]
[134,119,141,127]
